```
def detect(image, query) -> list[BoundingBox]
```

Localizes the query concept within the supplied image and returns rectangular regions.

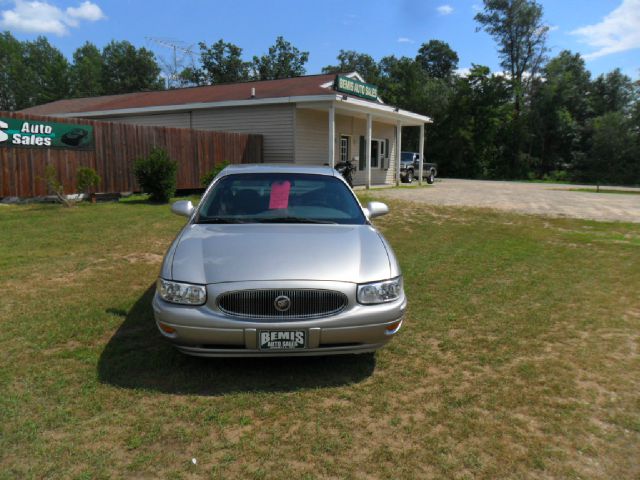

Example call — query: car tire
[426,171,435,184]
[405,170,414,183]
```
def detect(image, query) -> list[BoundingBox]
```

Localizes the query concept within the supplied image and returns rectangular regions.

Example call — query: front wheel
[426,171,435,184]
[404,170,414,183]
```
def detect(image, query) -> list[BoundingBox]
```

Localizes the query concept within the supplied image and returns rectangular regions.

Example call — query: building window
[340,135,350,164]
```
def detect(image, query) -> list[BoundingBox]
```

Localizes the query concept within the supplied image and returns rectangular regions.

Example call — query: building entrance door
[370,139,385,168]
[370,140,379,168]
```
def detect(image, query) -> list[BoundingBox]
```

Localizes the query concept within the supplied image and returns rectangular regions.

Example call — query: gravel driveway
[375,179,640,223]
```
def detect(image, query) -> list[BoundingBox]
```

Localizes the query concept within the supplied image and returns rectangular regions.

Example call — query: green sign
[0,118,94,150]
[334,75,379,101]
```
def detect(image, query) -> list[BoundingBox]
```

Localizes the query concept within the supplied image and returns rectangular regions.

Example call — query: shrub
[543,170,569,183]
[133,148,178,203]
[76,167,101,194]
[201,161,230,187]
[41,165,75,207]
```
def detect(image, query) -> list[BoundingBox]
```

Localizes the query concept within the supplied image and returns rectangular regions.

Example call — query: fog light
[385,320,402,335]
[159,322,176,334]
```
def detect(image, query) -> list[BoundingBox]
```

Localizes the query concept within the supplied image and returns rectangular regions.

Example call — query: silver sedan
[153,164,406,357]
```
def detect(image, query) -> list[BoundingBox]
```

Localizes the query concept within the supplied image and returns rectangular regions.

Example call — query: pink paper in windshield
[269,180,291,209]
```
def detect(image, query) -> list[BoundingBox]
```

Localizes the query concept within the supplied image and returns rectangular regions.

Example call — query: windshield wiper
[257,217,337,224]
[197,217,246,224]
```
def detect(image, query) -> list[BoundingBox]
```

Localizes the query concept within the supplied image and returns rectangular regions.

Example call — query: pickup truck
[400,152,437,184]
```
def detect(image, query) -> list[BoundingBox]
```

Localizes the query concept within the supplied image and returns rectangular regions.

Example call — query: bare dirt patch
[377,179,640,223]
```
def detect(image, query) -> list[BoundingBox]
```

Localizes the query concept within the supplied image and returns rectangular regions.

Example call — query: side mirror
[366,201,389,219]
[171,200,195,218]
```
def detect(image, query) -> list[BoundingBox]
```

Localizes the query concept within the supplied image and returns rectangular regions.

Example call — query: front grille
[217,289,348,320]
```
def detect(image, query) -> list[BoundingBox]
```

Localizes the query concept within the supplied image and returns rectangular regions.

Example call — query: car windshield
[196,172,367,225]
[401,152,414,162]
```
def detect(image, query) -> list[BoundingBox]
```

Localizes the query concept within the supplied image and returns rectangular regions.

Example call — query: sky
[1,0,639,80]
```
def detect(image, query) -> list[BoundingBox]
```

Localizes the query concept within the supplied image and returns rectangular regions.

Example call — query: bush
[201,161,230,186]
[543,170,569,183]
[41,165,75,207]
[76,167,101,194]
[133,148,178,203]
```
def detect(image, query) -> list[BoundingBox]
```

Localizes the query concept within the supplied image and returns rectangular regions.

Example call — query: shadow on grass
[98,285,376,396]
[116,198,153,205]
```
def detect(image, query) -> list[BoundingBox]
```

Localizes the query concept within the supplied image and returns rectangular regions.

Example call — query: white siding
[295,109,328,165]
[295,108,397,185]
[191,104,295,162]
[106,103,399,184]
[113,112,191,128]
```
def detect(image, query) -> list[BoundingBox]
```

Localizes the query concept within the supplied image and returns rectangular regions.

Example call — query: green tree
[176,66,201,87]
[22,36,71,107]
[415,40,459,79]
[590,68,638,116]
[321,50,380,84]
[195,39,250,85]
[378,56,422,149]
[377,56,427,110]
[527,50,592,176]
[0,31,27,110]
[475,0,549,116]
[632,93,640,131]
[252,36,309,80]
[431,65,512,178]
[581,112,639,185]
[71,42,103,98]
[376,55,452,153]
[101,40,163,94]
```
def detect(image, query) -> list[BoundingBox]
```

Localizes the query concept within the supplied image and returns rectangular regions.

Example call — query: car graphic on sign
[61,128,89,147]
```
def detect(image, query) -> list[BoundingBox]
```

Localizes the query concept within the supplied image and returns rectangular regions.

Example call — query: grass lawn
[1,195,639,479]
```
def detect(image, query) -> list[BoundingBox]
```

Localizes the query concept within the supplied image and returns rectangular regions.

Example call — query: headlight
[157,278,207,306]
[357,276,403,304]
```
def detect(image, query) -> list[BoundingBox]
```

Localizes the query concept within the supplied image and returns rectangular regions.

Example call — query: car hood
[169,224,392,284]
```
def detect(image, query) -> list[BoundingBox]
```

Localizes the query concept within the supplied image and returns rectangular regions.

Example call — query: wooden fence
[0,111,263,197]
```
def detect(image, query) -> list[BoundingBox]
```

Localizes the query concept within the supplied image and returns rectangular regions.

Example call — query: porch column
[366,113,372,189]
[418,123,425,186]
[328,103,335,167]
[395,121,402,186]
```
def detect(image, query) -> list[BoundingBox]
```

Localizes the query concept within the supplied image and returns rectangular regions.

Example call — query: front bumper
[399,168,413,179]
[152,280,407,357]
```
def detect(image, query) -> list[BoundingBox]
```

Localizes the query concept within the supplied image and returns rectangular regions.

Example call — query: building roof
[21,73,351,116]
[20,72,432,125]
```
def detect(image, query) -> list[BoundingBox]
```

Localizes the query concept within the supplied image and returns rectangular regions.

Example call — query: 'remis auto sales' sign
[334,75,379,101]
[0,118,94,150]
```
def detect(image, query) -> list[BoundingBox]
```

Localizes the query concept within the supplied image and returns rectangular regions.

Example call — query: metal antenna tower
[145,37,197,88]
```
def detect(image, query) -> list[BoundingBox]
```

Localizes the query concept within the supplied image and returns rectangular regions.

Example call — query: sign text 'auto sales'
[0,118,95,150]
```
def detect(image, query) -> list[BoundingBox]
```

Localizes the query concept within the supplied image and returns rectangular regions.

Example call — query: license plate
[258,330,306,350]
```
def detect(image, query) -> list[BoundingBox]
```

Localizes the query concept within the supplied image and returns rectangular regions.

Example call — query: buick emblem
[274,295,291,312]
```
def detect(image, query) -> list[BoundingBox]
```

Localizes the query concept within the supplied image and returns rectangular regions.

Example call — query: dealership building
[22,72,432,187]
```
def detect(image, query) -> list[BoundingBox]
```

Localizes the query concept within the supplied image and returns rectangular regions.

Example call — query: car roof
[221,163,337,177]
